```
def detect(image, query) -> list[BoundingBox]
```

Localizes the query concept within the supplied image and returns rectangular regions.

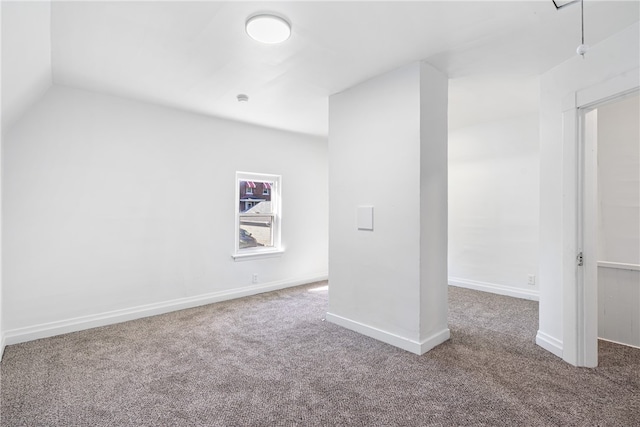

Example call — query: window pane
[239,181,273,213]
[239,215,273,248]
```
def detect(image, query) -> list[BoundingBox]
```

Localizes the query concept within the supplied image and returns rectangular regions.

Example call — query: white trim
[560,69,640,367]
[232,249,285,261]
[235,171,282,258]
[0,334,5,362]
[418,328,451,354]
[580,108,599,368]
[3,274,328,347]
[597,261,640,271]
[325,312,450,355]
[536,330,563,358]
[561,106,580,366]
[598,337,640,350]
[448,277,539,301]
[576,67,639,110]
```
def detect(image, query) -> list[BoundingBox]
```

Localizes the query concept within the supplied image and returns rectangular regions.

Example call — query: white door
[578,108,599,367]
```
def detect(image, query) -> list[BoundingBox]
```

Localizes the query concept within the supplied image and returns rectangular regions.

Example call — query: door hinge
[577,252,584,267]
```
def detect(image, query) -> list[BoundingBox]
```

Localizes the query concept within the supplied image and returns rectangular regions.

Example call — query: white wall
[448,114,539,300]
[418,63,449,343]
[0,1,4,360]
[327,62,449,354]
[597,94,640,265]
[328,63,421,344]
[1,0,51,357]
[596,92,639,348]
[538,22,639,359]
[598,266,640,348]
[1,1,52,132]
[2,85,328,341]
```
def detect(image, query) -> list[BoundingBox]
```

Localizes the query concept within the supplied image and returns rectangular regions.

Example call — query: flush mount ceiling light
[237,94,249,102]
[245,14,291,44]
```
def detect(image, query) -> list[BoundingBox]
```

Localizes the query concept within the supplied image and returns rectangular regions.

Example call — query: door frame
[560,69,639,367]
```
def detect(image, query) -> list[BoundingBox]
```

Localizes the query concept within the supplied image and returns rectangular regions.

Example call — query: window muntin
[235,172,281,258]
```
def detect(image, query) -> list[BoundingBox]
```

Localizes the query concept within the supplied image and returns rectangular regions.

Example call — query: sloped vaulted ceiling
[3,1,640,136]
[1,1,52,133]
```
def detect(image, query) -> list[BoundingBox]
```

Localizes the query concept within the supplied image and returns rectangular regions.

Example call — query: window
[234,172,282,260]
[245,181,255,195]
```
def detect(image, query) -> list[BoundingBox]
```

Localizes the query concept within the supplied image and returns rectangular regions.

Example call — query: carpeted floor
[1,282,639,426]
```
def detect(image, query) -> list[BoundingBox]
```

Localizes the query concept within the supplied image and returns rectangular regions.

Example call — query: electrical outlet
[252,273,258,284]
[528,274,536,286]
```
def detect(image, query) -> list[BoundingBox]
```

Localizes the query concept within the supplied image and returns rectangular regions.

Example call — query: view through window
[235,172,281,256]
[239,180,274,248]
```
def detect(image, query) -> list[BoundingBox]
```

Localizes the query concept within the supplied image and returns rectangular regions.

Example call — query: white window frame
[233,171,283,261]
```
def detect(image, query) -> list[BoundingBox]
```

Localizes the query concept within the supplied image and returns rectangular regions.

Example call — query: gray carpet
[1,282,639,426]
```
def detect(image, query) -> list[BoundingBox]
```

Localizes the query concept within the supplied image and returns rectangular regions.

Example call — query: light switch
[357,206,374,231]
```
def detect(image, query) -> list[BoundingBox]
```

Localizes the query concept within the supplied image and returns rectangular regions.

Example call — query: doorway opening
[578,90,640,367]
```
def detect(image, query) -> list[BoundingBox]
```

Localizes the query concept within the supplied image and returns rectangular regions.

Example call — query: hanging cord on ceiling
[576,0,589,57]
[581,0,584,45]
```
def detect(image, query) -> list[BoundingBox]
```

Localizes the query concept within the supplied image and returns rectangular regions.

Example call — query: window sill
[232,249,285,261]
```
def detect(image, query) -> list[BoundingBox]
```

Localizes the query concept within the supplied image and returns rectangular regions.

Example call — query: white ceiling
[11,1,640,135]
[1,1,52,133]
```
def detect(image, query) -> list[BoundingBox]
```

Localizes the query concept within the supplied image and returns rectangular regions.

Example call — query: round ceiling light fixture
[237,94,249,102]
[245,14,291,44]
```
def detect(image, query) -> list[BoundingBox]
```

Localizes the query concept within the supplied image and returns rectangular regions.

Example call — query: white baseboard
[3,273,328,347]
[326,312,450,355]
[449,277,539,301]
[0,334,6,362]
[419,328,451,354]
[598,337,640,350]
[536,330,563,358]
